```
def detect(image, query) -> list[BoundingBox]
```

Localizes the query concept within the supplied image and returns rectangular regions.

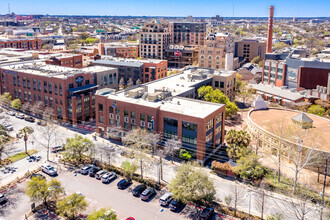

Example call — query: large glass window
[164,117,178,140]
[33,79,36,90]
[98,104,103,112]
[38,80,41,91]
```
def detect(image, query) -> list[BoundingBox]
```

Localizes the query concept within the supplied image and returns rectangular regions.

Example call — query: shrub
[179,149,192,160]
[211,161,233,172]
[308,104,325,117]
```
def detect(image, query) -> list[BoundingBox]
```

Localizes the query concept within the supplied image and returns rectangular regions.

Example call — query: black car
[141,187,156,201]
[132,185,147,197]
[198,207,214,220]
[30,173,45,180]
[170,199,184,212]
[89,167,102,177]
[117,178,132,189]
[25,116,35,122]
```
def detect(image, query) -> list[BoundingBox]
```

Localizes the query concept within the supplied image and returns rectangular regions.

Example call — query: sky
[1,0,330,17]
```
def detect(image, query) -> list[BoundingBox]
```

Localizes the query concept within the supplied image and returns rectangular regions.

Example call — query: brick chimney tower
[266,6,274,53]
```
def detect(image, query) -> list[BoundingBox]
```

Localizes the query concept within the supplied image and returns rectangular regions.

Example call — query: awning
[256,91,264,95]
[273,96,282,100]
[265,94,273,97]
[282,99,292,103]
[67,84,99,94]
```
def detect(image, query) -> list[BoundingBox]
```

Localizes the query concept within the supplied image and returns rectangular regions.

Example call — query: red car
[126,218,135,220]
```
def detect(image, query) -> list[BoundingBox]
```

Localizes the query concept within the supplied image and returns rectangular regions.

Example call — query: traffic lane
[56,169,187,220]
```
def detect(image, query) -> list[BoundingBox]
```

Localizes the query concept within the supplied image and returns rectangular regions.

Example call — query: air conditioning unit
[131,118,135,124]
[124,117,129,123]
[116,115,120,120]
[148,122,152,129]
[109,113,114,119]
[140,121,145,127]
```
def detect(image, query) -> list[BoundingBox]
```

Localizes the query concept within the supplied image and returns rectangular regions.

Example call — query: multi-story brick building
[95,68,225,161]
[100,42,139,58]
[0,38,41,50]
[139,21,172,60]
[199,33,235,70]
[0,62,116,124]
[235,39,266,62]
[45,54,83,68]
[92,56,168,84]
[172,22,206,46]
[165,45,199,68]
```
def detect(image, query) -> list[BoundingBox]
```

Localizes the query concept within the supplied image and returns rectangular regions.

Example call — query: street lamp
[245,191,253,220]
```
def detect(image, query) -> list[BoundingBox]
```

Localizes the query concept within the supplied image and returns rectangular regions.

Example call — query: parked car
[30,173,45,180]
[117,178,132,189]
[37,120,46,126]
[3,124,13,131]
[51,146,64,153]
[0,193,6,203]
[159,192,172,206]
[132,184,147,197]
[95,170,107,180]
[141,187,156,201]
[24,116,35,122]
[6,111,15,116]
[101,172,117,183]
[41,163,57,176]
[198,207,214,220]
[89,166,102,177]
[80,165,93,175]
[169,199,184,212]
[15,113,25,119]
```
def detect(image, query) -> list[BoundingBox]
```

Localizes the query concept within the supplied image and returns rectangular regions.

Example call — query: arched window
[216,56,220,60]
[208,56,212,60]
[200,55,205,59]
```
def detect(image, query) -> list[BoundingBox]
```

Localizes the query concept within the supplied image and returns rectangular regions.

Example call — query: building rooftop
[252,83,305,101]
[93,59,143,68]
[96,56,167,64]
[1,61,115,78]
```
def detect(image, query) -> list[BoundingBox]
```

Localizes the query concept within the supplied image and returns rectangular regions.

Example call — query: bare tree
[164,139,181,164]
[280,194,315,220]
[149,133,160,156]
[34,108,57,161]
[30,101,43,117]
[21,102,32,113]
[284,124,323,192]
[135,79,141,85]
[101,145,116,168]
[119,77,125,90]
[256,188,267,219]
[229,184,245,217]
[127,78,134,87]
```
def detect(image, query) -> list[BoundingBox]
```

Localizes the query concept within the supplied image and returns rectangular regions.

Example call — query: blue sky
[2,0,330,17]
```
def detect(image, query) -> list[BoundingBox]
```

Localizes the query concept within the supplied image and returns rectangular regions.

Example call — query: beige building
[235,39,266,62]
[139,21,172,60]
[198,33,235,70]
[211,69,237,100]
[84,66,118,90]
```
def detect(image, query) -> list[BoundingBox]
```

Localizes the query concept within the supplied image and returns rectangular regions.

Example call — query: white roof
[252,84,304,101]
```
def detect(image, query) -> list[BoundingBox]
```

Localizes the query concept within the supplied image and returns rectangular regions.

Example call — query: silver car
[41,163,57,176]
[101,172,116,183]
[0,193,6,203]
[15,113,25,119]
[95,170,107,180]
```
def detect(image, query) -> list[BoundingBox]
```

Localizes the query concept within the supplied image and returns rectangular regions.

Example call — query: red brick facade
[116,47,139,59]
[0,39,41,50]
[45,54,83,68]
[143,61,168,83]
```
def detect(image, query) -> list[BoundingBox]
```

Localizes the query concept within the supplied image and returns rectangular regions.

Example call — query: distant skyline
[1,0,330,17]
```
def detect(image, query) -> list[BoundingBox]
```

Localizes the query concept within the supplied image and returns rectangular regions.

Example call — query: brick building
[95,69,225,161]
[235,39,266,62]
[0,62,116,124]
[165,45,199,68]
[45,54,83,68]
[0,38,41,50]
[92,57,168,84]
[100,42,139,58]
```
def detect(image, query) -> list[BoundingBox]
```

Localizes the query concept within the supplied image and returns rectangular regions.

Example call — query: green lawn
[6,150,38,163]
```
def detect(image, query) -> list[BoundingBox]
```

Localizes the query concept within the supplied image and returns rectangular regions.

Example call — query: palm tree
[18,126,34,154]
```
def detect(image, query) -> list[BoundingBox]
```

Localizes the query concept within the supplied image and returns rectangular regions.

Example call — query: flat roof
[93,59,143,68]
[252,84,304,101]
[250,109,330,152]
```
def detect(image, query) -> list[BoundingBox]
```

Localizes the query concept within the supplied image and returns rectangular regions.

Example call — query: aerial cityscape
[0,0,329,220]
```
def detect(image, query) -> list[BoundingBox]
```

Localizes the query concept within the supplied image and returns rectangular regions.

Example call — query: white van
[159,192,172,206]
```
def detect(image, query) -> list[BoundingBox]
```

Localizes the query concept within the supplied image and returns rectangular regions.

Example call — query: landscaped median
[1,149,38,165]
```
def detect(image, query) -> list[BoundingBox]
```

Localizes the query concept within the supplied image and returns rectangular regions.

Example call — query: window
[54,83,58,95]
[140,113,145,121]
[98,104,103,112]
[44,81,47,93]
[27,78,30,89]
[13,76,16,86]
[109,74,113,84]
[206,119,213,131]
[216,113,223,124]
[48,82,52,94]
[45,96,48,106]
[220,82,224,88]
[59,84,62,96]
[69,83,74,89]
[23,77,26,88]
[104,75,108,85]
[99,115,103,123]
[85,80,90,85]
[24,92,27,102]
[131,111,135,119]
[17,76,20,87]
[215,81,219,87]
[38,80,41,91]
[49,97,53,107]
[33,79,36,90]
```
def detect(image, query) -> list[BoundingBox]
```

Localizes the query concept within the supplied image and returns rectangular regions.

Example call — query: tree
[164,139,181,163]
[225,101,239,118]
[18,126,34,153]
[102,145,116,167]
[266,213,284,220]
[0,92,12,108]
[121,160,138,178]
[279,194,314,220]
[26,177,64,208]
[63,134,94,164]
[122,128,152,179]
[228,184,245,217]
[87,208,117,220]
[0,131,9,166]
[21,102,32,113]
[35,107,57,161]
[30,101,44,117]
[57,193,88,220]
[225,130,251,160]
[11,99,22,110]
[135,79,141,85]
[119,77,125,90]
[251,56,261,64]
[256,188,267,220]
[168,162,216,205]
[235,154,266,180]
[308,105,325,117]
[127,78,134,87]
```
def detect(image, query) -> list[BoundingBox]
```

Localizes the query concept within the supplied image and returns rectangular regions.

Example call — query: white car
[101,172,117,183]
[41,163,57,176]
[6,111,15,116]
[15,113,25,119]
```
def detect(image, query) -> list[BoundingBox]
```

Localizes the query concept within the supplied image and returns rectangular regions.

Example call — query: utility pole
[320,158,328,220]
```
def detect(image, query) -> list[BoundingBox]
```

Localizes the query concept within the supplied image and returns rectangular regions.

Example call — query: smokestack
[266,6,274,53]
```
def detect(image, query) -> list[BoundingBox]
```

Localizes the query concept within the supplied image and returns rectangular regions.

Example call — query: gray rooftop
[252,83,304,101]
[292,113,313,123]
[93,59,143,68]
